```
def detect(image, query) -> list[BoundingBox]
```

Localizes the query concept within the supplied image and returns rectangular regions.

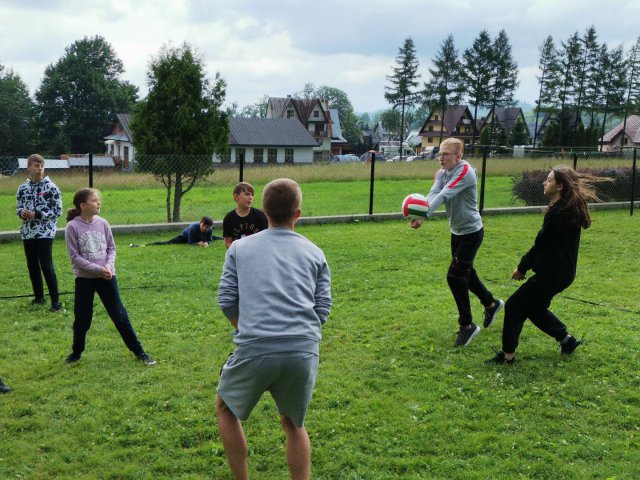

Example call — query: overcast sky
[1,0,639,114]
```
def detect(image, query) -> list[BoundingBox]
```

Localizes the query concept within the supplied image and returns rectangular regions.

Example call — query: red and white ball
[402,193,430,220]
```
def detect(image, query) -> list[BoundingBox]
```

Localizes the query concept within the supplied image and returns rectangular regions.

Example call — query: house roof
[480,107,527,134]
[68,156,115,167]
[18,158,70,169]
[268,97,330,123]
[229,118,319,147]
[329,109,347,143]
[419,105,474,137]
[117,113,133,140]
[602,115,640,143]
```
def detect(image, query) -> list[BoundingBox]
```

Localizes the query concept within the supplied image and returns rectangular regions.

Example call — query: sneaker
[65,353,81,364]
[49,302,63,312]
[0,378,11,394]
[31,297,46,305]
[129,243,140,247]
[454,323,481,347]
[483,299,504,328]
[560,336,582,355]
[137,353,156,366]
[485,349,515,365]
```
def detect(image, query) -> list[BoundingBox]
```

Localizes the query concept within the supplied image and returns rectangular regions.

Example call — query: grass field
[1,210,639,479]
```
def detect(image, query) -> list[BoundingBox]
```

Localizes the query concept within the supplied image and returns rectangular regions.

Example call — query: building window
[235,148,245,163]
[268,148,278,163]
[313,110,319,118]
[434,114,439,121]
[285,148,294,163]
[254,148,263,164]
[123,146,129,160]
[428,137,433,143]
[315,124,325,136]
[428,125,434,132]
[464,139,470,144]
[287,109,294,118]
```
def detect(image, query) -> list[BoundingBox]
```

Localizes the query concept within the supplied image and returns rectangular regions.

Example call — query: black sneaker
[49,302,63,312]
[137,353,156,366]
[0,378,11,394]
[454,323,481,347]
[31,297,46,305]
[483,299,505,328]
[485,349,515,365]
[560,336,582,355]
[65,353,81,364]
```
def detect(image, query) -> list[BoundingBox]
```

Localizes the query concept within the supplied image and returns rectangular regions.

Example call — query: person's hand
[100,266,113,280]
[511,268,525,281]
[20,209,35,219]
[409,218,425,229]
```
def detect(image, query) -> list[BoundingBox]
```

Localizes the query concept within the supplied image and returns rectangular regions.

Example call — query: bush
[512,167,640,205]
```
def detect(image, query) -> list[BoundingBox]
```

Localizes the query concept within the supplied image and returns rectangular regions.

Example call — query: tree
[573,26,600,133]
[556,32,582,144]
[385,37,421,159]
[533,36,561,147]
[34,36,138,155]
[486,30,519,144]
[314,85,363,148]
[423,34,464,145]
[236,95,269,118]
[380,109,402,141]
[461,30,494,146]
[508,118,531,146]
[597,44,627,149]
[620,37,640,149]
[130,43,229,222]
[0,64,35,154]
[294,82,316,100]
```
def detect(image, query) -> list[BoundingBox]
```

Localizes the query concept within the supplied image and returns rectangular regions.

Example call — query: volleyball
[402,193,430,220]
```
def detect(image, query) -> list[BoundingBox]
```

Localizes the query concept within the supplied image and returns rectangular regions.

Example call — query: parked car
[333,154,360,162]
[360,151,385,162]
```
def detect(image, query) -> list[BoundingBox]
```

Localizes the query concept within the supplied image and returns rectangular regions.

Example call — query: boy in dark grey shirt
[217,178,332,480]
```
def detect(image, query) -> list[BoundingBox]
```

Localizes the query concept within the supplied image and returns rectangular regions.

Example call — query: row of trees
[535,28,640,148]
[383,30,519,155]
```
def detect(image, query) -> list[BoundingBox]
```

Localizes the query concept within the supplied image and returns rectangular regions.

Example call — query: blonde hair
[440,138,463,153]
[262,178,301,224]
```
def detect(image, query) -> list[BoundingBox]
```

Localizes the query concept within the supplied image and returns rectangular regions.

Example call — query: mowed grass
[0,210,639,479]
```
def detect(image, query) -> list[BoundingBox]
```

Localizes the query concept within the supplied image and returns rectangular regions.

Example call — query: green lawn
[1,210,638,479]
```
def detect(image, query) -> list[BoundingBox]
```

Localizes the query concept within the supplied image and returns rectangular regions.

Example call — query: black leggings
[147,236,188,246]
[502,275,570,353]
[23,238,59,303]
[447,229,494,326]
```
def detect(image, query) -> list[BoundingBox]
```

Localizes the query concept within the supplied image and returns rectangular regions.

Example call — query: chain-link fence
[1,147,637,231]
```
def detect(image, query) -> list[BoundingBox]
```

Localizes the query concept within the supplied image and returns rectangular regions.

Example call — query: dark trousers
[147,236,187,246]
[502,275,569,353]
[72,276,143,356]
[447,229,494,326]
[23,238,59,304]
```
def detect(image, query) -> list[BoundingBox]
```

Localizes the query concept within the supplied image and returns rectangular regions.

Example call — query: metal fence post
[89,152,93,188]
[479,146,488,214]
[239,151,244,183]
[632,148,637,216]
[573,152,578,170]
[368,153,376,215]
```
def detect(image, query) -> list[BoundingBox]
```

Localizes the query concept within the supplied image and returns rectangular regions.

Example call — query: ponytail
[67,188,98,222]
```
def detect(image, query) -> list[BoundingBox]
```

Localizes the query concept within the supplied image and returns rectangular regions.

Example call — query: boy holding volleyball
[216,178,332,480]
[410,138,503,347]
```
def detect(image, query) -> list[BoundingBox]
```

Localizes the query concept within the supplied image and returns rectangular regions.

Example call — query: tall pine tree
[621,37,640,148]
[487,30,519,144]
[423,34,464,145]
[533,36,561,147]
[598,44,627,149]
[461,30,493,146]
[384,37,421,159]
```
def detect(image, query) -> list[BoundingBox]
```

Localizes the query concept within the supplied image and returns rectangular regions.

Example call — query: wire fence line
[1,147,637,231]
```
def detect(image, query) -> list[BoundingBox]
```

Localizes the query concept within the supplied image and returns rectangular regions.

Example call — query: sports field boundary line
[1,201,637,242]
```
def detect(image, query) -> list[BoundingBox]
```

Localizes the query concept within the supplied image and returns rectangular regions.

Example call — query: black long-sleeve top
[518,200,582,287]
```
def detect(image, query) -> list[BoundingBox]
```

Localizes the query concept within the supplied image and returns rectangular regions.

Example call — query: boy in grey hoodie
[217,178,332,480]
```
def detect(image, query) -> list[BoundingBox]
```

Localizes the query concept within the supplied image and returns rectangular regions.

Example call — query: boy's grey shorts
[217,352,319,428]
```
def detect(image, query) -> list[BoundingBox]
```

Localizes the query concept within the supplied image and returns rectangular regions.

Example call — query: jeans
[447,229,494,326]
[23,238,59,304]
[72,276,143,356]
[502,275,569,353]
